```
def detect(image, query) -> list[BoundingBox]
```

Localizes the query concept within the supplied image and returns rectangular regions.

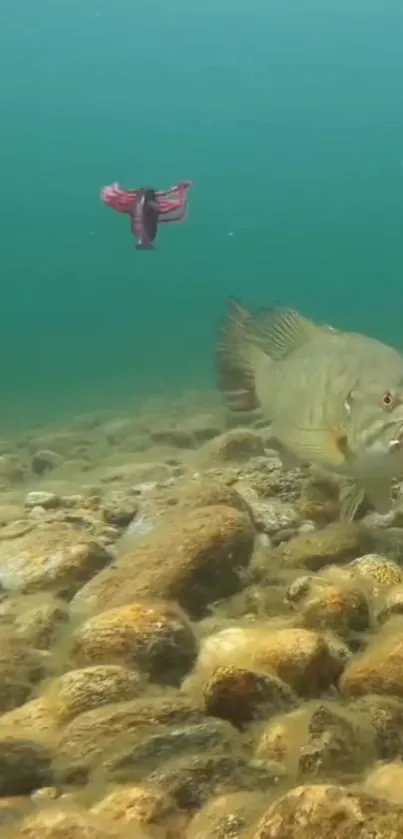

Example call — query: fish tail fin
[216,299,269,413]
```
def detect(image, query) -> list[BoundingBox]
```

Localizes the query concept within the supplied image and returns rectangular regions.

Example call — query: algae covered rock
[255,701,376,779]
[347,553,403,593]
[285,575,370,637]
[0,730,54,795]
[90,783,182,832]
[339,619,403,700]
[0,627,46,712]
[16,808,119,839]
[71,504,255,618]
[55,694,204,782]
[72,602,197,684]
[250,783,403,839]
[202,666,298,729]
[44,665,144,724]
[278,522,373,570]
[0,525,112,598]
[201,429,266,462]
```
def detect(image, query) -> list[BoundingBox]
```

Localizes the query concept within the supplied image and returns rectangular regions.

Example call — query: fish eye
[381,391,394,410]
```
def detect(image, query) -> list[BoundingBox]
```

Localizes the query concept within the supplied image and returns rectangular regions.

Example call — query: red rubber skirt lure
[101,181,192,250]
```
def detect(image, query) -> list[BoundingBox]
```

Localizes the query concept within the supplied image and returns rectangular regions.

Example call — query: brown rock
[55,695,204,782]
[255,702,375,779]
[251,783,403,839]
[0,525,112,599]
[146,753,281,811]
[103,719,236,784]
[0,697,58,738]
[0,730,54,796]
[339,621,403,700]
[286,576,370,637]
[201,429,265,462]
[31,449,64,475]
[279,522,373,570]
[363,761,403,806]
[202,666,298,729]
[298,475,340,524]
[16,808,118,839]
[71,505,255,619]
[5,593,69,649]
[44,665,144,724]
[0,795,31,829]
[251,627,343,697]
[186,791,265,839]
[91,784,182,833]
[72,602,197,684]
[347,554,403,594]
[0,628,46,712]
[351,694,403,760]
[377,583,403,625]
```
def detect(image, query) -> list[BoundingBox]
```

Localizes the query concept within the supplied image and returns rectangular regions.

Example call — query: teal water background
[2,0,403,429]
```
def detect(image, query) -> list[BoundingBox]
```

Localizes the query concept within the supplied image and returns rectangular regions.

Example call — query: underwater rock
[0,730,54,796]
[192,626,342,699]
[150,426,197,448]
[377,583,403,624]
[24,491,61,510]
[55,694,205,783]
[255,701,376,778]
[362,760,403,806]
[346,694,403,761]
[72,602,197,685]
[298,474,340,524]
[0,503,25,526]
[201,429,266,462]
[15,808,119,839]
[71,504,255,619]
[3,593,69,649]
[186,791,264,839]
[250,783,403,839]
[31,448,64,475]
[339,619,403,700]
[146,753,283,811]
[250,627,343,697]
[0,627,46,712]
[90,783,182,833]
[202,666,298,729]
[346,553,403,594]
[0,525,113,598]
[285,575,370,637]
[0,696,59,739]
[102,719,236,784]
[0,453,26,485]
[43,665,144,725]
[278,522,373,570]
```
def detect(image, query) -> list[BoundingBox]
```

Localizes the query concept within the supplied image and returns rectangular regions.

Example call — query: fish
[216,299,403,520]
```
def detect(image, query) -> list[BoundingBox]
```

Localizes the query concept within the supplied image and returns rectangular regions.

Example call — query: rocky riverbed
[2,393,403,837]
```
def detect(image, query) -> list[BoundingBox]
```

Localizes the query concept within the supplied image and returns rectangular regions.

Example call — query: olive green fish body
[217,300,403,519]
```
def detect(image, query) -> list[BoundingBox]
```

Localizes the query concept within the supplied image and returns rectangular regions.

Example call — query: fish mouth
[388,427,403,453]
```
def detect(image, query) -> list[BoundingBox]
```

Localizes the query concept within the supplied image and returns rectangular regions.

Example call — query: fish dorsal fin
[252,306,336,361]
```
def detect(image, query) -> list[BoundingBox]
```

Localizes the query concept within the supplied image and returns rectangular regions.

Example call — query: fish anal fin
[339,478,393,521]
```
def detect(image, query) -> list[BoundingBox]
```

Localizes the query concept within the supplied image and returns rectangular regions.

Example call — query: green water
[2,0,403,429]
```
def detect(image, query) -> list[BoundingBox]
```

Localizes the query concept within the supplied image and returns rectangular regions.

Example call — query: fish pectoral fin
[339,478,393,521]
[339,482,366,521]
[279,426,349,469]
